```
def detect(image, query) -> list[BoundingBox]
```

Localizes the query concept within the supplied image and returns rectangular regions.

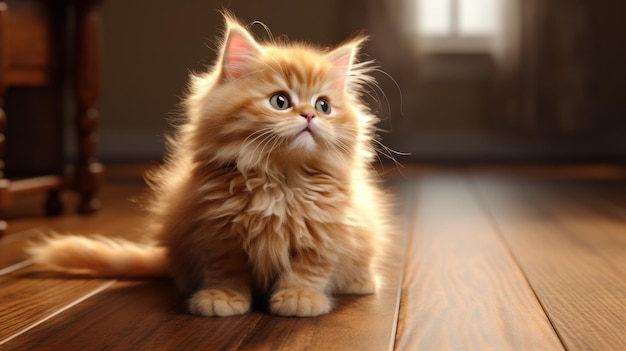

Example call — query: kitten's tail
[27,235,169,278]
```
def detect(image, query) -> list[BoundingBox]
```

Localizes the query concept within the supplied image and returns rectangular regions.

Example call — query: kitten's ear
[220,23,263,81]
[327,38,364,90]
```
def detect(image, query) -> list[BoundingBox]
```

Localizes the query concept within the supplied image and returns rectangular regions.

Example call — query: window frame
[416,0,501,53]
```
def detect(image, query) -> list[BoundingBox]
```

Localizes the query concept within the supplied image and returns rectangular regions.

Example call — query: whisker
[370,68,404,118]
[258,133,276,156]
[242,129,273,148]
[373,139,411,157]
[265,135,282,166]
[244,132,275,165]
[259,132,284,168]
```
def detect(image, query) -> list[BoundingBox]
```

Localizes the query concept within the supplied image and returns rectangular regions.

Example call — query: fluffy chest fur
[194,166,352,280]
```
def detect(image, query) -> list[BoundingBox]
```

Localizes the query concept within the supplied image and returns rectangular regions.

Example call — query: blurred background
[6,0,626,175]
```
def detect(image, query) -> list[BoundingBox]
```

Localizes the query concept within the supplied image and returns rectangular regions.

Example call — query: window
[416,0,502,52]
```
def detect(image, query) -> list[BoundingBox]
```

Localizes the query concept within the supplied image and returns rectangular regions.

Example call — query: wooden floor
[1,164,625,350]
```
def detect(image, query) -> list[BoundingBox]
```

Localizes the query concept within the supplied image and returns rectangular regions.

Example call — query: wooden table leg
[0,111,11,238]
[0,1,8,236]
[74,0,104,214]
[0,105,8,237]
[45,189,63,216]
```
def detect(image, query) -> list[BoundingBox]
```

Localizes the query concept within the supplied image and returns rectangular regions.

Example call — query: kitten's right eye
[269,93,292,111]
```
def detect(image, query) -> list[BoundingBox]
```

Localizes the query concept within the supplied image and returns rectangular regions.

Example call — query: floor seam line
[0,259,33,276]
[0,279,118,346]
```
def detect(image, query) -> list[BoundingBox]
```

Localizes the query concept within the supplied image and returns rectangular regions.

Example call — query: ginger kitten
[28,14,392,317]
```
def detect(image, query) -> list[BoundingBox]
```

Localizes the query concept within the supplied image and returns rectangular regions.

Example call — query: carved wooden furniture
[0,0,104,236]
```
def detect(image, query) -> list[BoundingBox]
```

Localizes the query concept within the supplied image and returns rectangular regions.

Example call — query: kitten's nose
[300,113,315,123]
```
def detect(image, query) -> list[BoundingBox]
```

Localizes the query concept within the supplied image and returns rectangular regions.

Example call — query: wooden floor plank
[474,176,626,351]
[395,174,562,350]
[1,280,266,351]
[536,181,626,274]
[0,228,42,270]
[576,180,626,219]
[0,266,115,345]
[5,180,149,240]
[236,284,403,351]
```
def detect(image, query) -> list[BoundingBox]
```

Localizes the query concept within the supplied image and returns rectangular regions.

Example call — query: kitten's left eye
[315,98,332,115]
[269,93,292,110]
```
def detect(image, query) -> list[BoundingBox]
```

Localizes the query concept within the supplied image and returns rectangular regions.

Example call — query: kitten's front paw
[188,289,250,317]
[270,288,331,317]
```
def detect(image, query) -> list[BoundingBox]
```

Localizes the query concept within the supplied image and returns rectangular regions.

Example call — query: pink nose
[301,113,315,123]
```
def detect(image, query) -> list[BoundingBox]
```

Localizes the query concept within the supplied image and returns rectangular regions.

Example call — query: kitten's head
[185,14,377,173]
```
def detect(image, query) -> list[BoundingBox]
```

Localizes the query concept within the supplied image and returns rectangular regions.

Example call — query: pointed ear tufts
[327,37,366,90]
[220,20,263,81]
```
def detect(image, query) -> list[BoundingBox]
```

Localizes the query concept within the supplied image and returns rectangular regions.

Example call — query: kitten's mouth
[291,126,316,150]
[298,127,313,136]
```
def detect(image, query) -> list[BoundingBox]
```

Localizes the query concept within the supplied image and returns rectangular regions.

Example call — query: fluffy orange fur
[28,14,392,317]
